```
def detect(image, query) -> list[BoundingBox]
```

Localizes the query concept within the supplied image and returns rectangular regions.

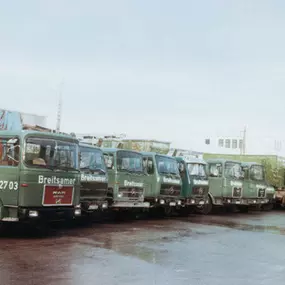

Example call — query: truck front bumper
[184,197,208,206]
[111,201,150,208]
[80,200,109,212]
[222,198,269,205]
[14,205,81,222]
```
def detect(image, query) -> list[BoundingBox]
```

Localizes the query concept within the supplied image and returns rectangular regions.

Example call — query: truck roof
[206,158,241,164]
[141,151,176,159]
[176,156,206,164]
[102,147,142,154]
[0,129,78,142]
[241,161,262,167]
[79,142,102,150]
[122,139,171,144]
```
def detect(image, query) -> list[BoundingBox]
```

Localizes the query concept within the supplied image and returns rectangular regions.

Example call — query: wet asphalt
[1,210,285,285]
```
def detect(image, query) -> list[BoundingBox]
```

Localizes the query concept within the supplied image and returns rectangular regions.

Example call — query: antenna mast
[56,80,64,133]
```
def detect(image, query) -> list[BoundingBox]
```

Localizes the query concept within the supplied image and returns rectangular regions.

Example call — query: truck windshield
[250,165,265,181]
[24,137,79,171]
[80,146,106,173]
[117,150,143,173]
[156,156,179,175]
[225,162,243,179]
[187,163,206,177]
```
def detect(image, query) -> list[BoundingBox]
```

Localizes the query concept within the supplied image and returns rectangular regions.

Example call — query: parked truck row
[0,128,278,233]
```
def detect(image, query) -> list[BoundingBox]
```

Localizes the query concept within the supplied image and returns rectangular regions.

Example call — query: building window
[239,139,243,149]
[225,139,230,148]
[232,139,237,149]
[205,139,210,145]
[218,139,224,147]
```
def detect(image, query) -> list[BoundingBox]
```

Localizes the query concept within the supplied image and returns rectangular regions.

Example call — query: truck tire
[261,203,274,211]
[197,195,213,215]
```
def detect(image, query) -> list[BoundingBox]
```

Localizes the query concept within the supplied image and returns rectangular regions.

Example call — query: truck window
[103,153,114,169]
[117,151,143,173]
[224,162,243,179]
[24,137,78,170]
[0,137,20,167]
[187,163,206,177]
[156,156,179,175]
[143,157,154,174]
[208,163,222,177]
[250,165,264,181]
[80,147,106,171]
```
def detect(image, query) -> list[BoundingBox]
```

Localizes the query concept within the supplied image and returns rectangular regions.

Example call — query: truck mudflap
[111,201,150,208]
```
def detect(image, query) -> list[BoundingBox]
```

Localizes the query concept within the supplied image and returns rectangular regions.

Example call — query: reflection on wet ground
[1,211,285,285]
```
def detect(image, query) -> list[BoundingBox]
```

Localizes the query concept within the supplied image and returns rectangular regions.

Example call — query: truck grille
[232,187,242,198]
[80,182,108,199]
[118,187,143,200]
[192,187,208,196]
[258,188,266,198]
[160,184,181,196]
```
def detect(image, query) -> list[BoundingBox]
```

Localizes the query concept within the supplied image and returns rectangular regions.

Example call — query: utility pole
[241,126,246,155]
[56,80,64,133]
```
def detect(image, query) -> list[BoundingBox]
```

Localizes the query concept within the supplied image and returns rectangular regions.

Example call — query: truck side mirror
[178,162,184,173]
[147,160,153,173]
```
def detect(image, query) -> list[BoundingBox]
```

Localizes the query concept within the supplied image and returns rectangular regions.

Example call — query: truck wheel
[178,207,192,217]
[261,203,273,211]
[164,206,173,217]
[197,197,213,215]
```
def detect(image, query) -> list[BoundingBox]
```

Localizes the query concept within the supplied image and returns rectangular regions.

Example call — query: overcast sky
[1,0,285,150]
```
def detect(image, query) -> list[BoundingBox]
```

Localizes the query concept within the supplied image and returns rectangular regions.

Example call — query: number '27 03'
[0,181,19,190]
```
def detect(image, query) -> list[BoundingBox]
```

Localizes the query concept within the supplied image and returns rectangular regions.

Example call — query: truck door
[208,163,223,199]
[0,137,20,206]
[143,156,154,198]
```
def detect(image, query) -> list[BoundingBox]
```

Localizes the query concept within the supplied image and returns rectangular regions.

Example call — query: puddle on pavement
[187,219,285,235]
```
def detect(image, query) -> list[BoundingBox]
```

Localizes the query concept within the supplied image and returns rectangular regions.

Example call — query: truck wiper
[57,164,80,172]
[80,166,106,174]
[160,171,170,175]
[92,168,106,174]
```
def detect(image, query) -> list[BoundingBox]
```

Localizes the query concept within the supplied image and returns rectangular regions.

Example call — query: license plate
[169,202,176,206]
[88,204,99,210]
[235,201,241,204]
[199,201,205,205]
[43,185,74,206]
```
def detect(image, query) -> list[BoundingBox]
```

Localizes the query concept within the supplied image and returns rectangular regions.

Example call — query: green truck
[205,158,245,213]
[102,148,149,210]
[0,130,81,229]
[241,162,274,211]
[175,156,209,214]
[79,143,109,215]
[142,152,182,215]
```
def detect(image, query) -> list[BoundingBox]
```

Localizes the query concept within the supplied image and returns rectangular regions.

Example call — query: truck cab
[102,148,149,210]
[79,143,109,215]
[175,156,209,214]
[241,162,272,211]
[206,158,244,213]
[0,130,81,227]
[142,152,182,215]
